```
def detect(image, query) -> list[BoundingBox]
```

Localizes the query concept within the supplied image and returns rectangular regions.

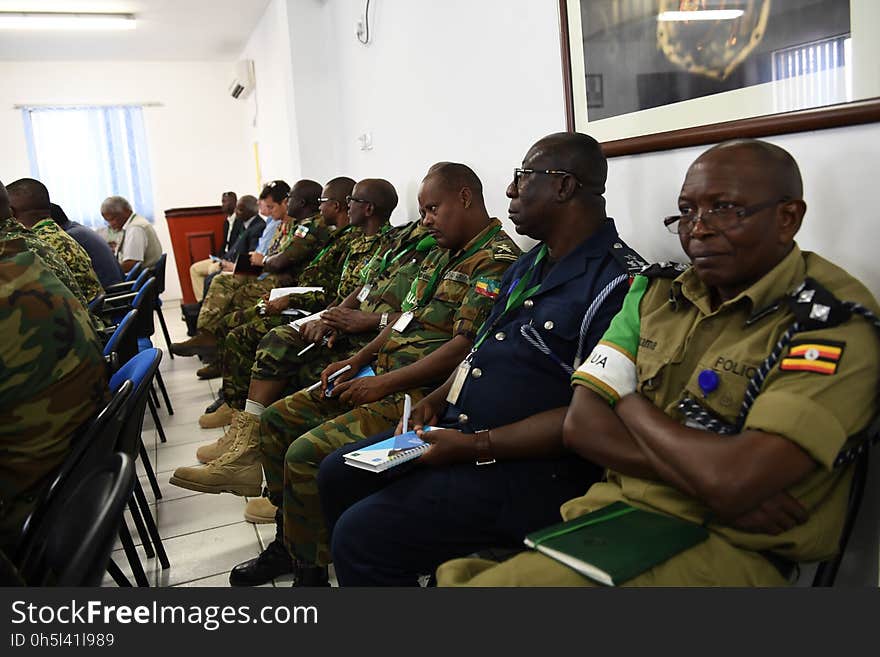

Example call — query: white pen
[296,342,316,357]
[306,364,352,392]
[402,393,412,434]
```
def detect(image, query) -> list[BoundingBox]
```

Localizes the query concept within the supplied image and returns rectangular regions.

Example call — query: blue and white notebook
[343,427,436,473]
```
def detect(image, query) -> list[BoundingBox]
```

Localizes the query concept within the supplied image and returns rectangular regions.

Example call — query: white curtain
[22,105,155,229]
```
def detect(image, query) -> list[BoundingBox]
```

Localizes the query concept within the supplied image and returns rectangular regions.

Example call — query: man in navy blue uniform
[317,132,647,586]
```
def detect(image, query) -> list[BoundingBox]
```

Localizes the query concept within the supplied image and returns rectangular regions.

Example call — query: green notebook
[524,502,709,586]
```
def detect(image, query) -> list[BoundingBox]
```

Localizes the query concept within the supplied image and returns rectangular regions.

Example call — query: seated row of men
[167,132,880,587]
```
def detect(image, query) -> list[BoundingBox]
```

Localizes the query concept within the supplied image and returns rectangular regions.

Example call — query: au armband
[571,341,637,405]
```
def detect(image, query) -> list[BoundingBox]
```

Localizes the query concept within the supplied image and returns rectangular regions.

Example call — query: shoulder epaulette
[787,277,852,330]
[608,240,649,276]
[640,261,689,279]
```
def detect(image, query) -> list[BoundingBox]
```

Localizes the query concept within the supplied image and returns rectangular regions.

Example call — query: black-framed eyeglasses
[346,195,371,205]
[513,168,584,189]
[663,197,792,235]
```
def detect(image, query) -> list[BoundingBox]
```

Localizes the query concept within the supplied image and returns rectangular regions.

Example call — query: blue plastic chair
[124,261,142,282]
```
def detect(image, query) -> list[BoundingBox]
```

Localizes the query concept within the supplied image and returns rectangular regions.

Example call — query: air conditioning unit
[229,59,255,100]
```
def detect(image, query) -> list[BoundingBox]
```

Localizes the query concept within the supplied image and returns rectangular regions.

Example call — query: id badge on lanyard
[446,359,472,405]
[357,284,372,303]
[392,311,415,333]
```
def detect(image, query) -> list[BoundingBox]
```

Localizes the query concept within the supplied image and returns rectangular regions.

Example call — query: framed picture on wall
[558,0,880,156]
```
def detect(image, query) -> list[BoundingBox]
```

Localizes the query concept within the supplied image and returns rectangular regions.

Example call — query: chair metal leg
[139,440,163,500]
[147,396,167,444]
[156,306,174,359]
[133,479,170,570]
[117,522,150,587]
[107,559,132,587]
[126,497,155,559]
[149,383,161,409]
[155,370,174,415]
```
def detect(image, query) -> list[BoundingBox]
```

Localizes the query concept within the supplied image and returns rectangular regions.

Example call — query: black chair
[150,254,175,358]
[15,382,133,583]
[17,454,135,586]
[109,348,172,585]
[811,445,873,586]
[124,261,142,282]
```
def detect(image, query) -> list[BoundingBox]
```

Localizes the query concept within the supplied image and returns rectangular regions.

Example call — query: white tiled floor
[102,299,288,588]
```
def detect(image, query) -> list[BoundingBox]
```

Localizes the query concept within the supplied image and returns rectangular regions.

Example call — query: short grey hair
[101,195,132,215]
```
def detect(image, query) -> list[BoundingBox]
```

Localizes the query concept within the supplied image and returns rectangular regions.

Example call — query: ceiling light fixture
[0,12,136,31]
[657,10,745,22]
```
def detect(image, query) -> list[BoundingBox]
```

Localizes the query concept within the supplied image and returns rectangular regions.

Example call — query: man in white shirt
[101,196,162,273]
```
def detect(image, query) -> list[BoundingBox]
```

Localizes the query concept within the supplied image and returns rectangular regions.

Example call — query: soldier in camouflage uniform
[7,178,104,303]
[171,179,332,357]
[170,179,399,492]
[0,220,108,555]
[226,162,521,587]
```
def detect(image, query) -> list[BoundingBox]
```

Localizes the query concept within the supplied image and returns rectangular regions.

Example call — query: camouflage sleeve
[34,220,104,301]
[449,253,511,340]
[0,242,107,551]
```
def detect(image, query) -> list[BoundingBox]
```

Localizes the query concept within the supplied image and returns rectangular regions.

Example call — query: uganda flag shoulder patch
[780,339,845,375]
[474,277,500,299]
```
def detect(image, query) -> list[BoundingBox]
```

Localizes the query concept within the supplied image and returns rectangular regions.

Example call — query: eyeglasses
[512,168,584,189]
[663,197,791,234]
[346,195,371,205]
[317,197,338,204]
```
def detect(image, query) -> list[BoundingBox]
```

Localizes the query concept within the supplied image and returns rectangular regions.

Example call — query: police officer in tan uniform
[438,139,880,587]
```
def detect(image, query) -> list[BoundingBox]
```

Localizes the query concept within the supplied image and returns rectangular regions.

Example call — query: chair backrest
[14,381,133,566]
[110,348,163,459]
[131,277,157,338]
[151,253,167,296]
[124,261,143,281]
[20,453,135,586]
[812,446,873,586]
[88,293,106,314]
[102,309,139,365]
[131,268,152,292]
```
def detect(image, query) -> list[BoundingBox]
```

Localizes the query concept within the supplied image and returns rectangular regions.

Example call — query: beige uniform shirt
[571,245,880,563]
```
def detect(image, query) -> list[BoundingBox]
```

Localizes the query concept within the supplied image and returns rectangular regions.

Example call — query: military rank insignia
[780,340,845,375]
[294,225,310,238]
[474,277,500,299]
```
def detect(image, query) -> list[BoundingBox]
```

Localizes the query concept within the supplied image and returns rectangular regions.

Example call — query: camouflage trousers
[260,387,425,566]
[197,274,277,335]
[221,318,372,410]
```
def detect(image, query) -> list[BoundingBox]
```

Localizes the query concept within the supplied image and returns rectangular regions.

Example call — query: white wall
[243,0,880,296]
[0,60,253,300]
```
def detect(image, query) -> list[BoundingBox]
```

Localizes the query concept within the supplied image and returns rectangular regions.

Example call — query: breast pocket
[529,300,583,369]
[682,360,755,426]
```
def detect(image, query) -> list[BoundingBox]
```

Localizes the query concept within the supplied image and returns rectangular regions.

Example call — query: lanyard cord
[401,225,500,312]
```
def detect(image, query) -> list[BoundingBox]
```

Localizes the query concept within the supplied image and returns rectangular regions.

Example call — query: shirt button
[524,299,534,308]
[495,332,506,341]
[471,368,483,379]
[544,320,554,331]
[458,413,469,424]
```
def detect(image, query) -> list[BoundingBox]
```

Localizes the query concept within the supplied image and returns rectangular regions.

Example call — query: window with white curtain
[21,105,155,230]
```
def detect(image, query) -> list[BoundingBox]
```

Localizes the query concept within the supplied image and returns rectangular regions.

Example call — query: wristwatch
[379,312,390,329]
[474,429,496,466]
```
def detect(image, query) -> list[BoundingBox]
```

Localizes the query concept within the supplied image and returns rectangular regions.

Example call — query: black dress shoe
[229,540,293,586]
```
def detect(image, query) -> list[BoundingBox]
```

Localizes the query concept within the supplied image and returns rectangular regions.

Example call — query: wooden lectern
[164,205,228,304]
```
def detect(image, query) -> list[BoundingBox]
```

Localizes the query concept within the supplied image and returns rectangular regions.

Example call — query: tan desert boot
[169,412,262,496]
[244,496,277,524]
[199,402,235,429]
[195,413,240,463]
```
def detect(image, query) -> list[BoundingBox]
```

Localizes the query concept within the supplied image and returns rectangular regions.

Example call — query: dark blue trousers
[318,429,600,586]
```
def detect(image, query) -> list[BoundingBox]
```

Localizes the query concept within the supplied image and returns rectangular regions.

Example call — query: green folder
[524,502,709,586]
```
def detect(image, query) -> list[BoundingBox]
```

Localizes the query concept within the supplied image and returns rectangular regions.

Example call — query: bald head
[526,132,607,195]
[7,178,51,228]
[354,179,398,219]
[324,177,356,203]
[697,139,803,200]
[7,177,50,211]
[290,179,322,212]
[424,162,484,201]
